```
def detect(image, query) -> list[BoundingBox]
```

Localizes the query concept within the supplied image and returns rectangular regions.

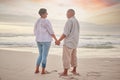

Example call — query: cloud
[30,0,53,3]
[72,0,120,12]
[0,0,15,3]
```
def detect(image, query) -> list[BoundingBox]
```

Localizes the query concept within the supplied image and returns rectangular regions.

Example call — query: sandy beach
[0,49,120,80]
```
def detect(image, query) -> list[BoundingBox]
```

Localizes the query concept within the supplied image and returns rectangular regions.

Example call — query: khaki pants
[62,45,77,69]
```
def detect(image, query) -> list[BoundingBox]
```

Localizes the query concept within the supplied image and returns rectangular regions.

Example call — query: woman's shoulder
[44,19,51,24]
[45,19,50,22]
[36,18,41,23]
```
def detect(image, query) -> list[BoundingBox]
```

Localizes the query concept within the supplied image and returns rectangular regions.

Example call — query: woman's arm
[51,34,57,41]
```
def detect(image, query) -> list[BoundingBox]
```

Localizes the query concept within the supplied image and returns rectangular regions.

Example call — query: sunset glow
[72,0,115,12]
[30,0,120,12]
[0,0,119,24]
[31,0,53,3]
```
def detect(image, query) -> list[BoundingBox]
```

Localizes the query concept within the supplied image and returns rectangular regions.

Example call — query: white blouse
[34,18,54,42]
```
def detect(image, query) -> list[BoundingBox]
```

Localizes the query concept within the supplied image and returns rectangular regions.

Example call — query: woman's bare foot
[41,71,50,74]
[35,70,39,74]
[41,68,51,74]
[35,66,39,74]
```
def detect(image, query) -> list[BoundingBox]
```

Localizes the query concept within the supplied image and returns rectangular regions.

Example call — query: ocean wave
[0,33,33,37]
[0,42,35,47]
[0,34,120,49]
[0,41,117,49]
[78,43,115,49]
[0,33,120,38]
[78,40,120,49]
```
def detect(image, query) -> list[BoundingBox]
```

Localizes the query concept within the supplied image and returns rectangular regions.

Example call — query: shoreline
[0,49,120,80]
[0,47,120,58]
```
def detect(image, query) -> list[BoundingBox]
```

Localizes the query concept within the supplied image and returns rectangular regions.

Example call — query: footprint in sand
[50,70,57,73]
[60,74,81,80]
[41,70,57,74]
[48,70,57,74]
[85,72,102,80]
[87,72,101,77]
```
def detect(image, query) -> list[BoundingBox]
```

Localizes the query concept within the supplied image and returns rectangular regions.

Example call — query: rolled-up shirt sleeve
[63,20,72,36]
[45,20,54,35]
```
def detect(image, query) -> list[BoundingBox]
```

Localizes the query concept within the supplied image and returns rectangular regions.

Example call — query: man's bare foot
[59,72,68,76]
[71,71,80,76]
[35,70,39,74]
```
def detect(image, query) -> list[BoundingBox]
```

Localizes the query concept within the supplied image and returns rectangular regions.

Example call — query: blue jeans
[36,42,51,68]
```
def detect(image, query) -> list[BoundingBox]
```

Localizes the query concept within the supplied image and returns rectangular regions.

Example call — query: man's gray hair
[68,9,75,15]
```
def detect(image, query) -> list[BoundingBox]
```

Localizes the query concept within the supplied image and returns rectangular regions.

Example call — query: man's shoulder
[67,18,73,23]
[69,17,78,22]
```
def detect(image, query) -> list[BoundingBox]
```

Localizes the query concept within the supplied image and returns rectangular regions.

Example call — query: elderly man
[56,9,80,76]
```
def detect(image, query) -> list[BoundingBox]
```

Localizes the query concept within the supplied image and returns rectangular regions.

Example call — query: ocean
[0,33,120,49]
[0,20,120,58]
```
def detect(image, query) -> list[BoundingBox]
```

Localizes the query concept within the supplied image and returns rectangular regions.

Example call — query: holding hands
[55,40,60,45]
[54,34,66,46]
[52,34,66,46]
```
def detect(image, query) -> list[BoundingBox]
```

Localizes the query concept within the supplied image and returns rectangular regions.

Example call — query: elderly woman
[34,8,57,74]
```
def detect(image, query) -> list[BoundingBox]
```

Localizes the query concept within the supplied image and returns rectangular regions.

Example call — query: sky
[31,0,119,11]
[0,0,120,24]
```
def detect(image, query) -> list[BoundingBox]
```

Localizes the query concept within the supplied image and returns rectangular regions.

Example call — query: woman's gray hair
[38,8,47,16]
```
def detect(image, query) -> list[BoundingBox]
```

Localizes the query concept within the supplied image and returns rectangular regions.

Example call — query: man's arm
[55,34,66,45]
[58,34,66,42]
[56,20,71,45]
